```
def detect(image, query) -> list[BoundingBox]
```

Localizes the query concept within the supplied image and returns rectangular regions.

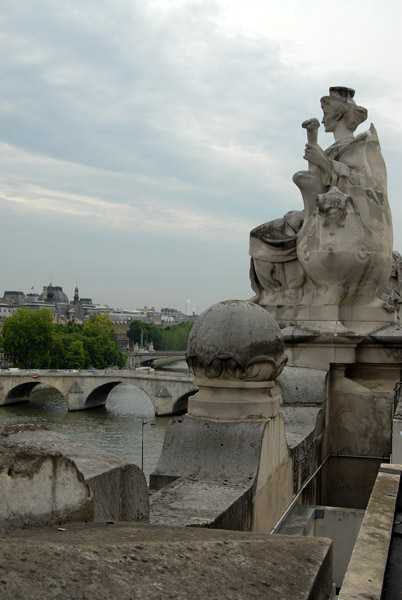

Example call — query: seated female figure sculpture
[250,87,393,309]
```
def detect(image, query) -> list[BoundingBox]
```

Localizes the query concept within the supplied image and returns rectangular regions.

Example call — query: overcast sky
[1,0,401,313]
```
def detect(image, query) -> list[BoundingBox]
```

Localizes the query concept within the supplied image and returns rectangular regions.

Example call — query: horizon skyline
[1,283,198,315]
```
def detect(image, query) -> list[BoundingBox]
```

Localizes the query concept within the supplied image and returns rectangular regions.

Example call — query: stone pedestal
[189,377,280,419]
[150,300,295,532]
[150,414,293,533]
[283,322,402,371]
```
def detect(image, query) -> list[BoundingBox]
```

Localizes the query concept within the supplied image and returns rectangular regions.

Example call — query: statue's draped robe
[250,124,391,304]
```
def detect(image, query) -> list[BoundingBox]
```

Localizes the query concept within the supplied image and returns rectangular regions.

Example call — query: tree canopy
[0,309,126,369]
[127,320,193,351]
[0,308,54,368]
[81,314,126,369]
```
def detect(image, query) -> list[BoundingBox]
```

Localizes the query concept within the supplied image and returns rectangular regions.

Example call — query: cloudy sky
[1,0,401,313]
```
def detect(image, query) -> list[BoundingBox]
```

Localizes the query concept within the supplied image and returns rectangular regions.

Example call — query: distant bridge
[0,370,198,415]
[126,351,186,369]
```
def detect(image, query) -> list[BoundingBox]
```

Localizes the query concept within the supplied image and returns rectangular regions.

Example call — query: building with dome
[37,284,70,321]
[1,283,106,325]
[1,284,72,324]
[38,285,69,304]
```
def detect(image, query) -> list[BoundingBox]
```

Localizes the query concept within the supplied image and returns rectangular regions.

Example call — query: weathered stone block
[0,432,93,529]
[0,425,149,525]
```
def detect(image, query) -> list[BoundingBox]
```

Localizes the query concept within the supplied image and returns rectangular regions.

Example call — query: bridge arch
[85,380,156,415]
[5,381,41,405]
[2,381,70,408]
[85,382,121,409]
[171,388,198,414]
[123,380,157,413]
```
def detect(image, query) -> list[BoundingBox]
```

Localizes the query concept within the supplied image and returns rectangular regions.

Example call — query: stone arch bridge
[0,371,198,415]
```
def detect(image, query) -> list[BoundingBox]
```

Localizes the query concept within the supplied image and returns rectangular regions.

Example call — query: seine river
[0,362,189,482]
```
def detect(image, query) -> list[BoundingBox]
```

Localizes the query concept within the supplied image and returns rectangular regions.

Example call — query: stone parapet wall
[339,464,401,599]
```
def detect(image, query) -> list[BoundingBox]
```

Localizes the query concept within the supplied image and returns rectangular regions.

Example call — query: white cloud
[0,143,254,239]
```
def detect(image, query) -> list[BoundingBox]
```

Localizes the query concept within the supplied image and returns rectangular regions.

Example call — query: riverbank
[0,383,170,481]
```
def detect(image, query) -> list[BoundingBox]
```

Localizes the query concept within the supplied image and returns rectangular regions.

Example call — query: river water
[0,362,189,482]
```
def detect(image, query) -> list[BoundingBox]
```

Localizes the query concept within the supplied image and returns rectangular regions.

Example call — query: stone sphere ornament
[186,300,287,381]
[186,300,287,419]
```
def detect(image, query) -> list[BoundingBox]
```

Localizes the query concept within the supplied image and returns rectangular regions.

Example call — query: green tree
[127,320,193,351]
[0,308,54,368]
[126,320,164,350]
[65,339,85,369]
[161,321,193,350]
[0,310,126,370]
[50,330,68,368]
[81,314,126,369]
[127,320,152,346]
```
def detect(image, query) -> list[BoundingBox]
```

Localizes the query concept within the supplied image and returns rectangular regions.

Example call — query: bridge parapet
[126,351,186,368]
[0,370,198,415]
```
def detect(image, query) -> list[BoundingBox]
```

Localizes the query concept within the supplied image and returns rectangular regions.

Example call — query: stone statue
[250,87,393,309]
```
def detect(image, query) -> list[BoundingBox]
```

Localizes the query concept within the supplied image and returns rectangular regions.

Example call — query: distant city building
[1,285,197,336]
[134,307,162,326]
[25,293,40,303]
[108,310,142,322]
[2,284,79,324]
[160,307,186,325]
[36,284,70,321]
[141,306,156,315]
[3,291,25,306]
[160,305,199,324]
[0,303,18,321]
[39,285,69,304]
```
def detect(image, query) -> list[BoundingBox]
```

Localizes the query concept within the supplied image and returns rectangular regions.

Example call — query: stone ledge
[150,476,252,529]
[281,406,323,450]
[0,522,333,600]
[277,366,327,405]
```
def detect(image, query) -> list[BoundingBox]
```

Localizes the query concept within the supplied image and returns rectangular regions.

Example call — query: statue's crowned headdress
[329,86,355,100]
